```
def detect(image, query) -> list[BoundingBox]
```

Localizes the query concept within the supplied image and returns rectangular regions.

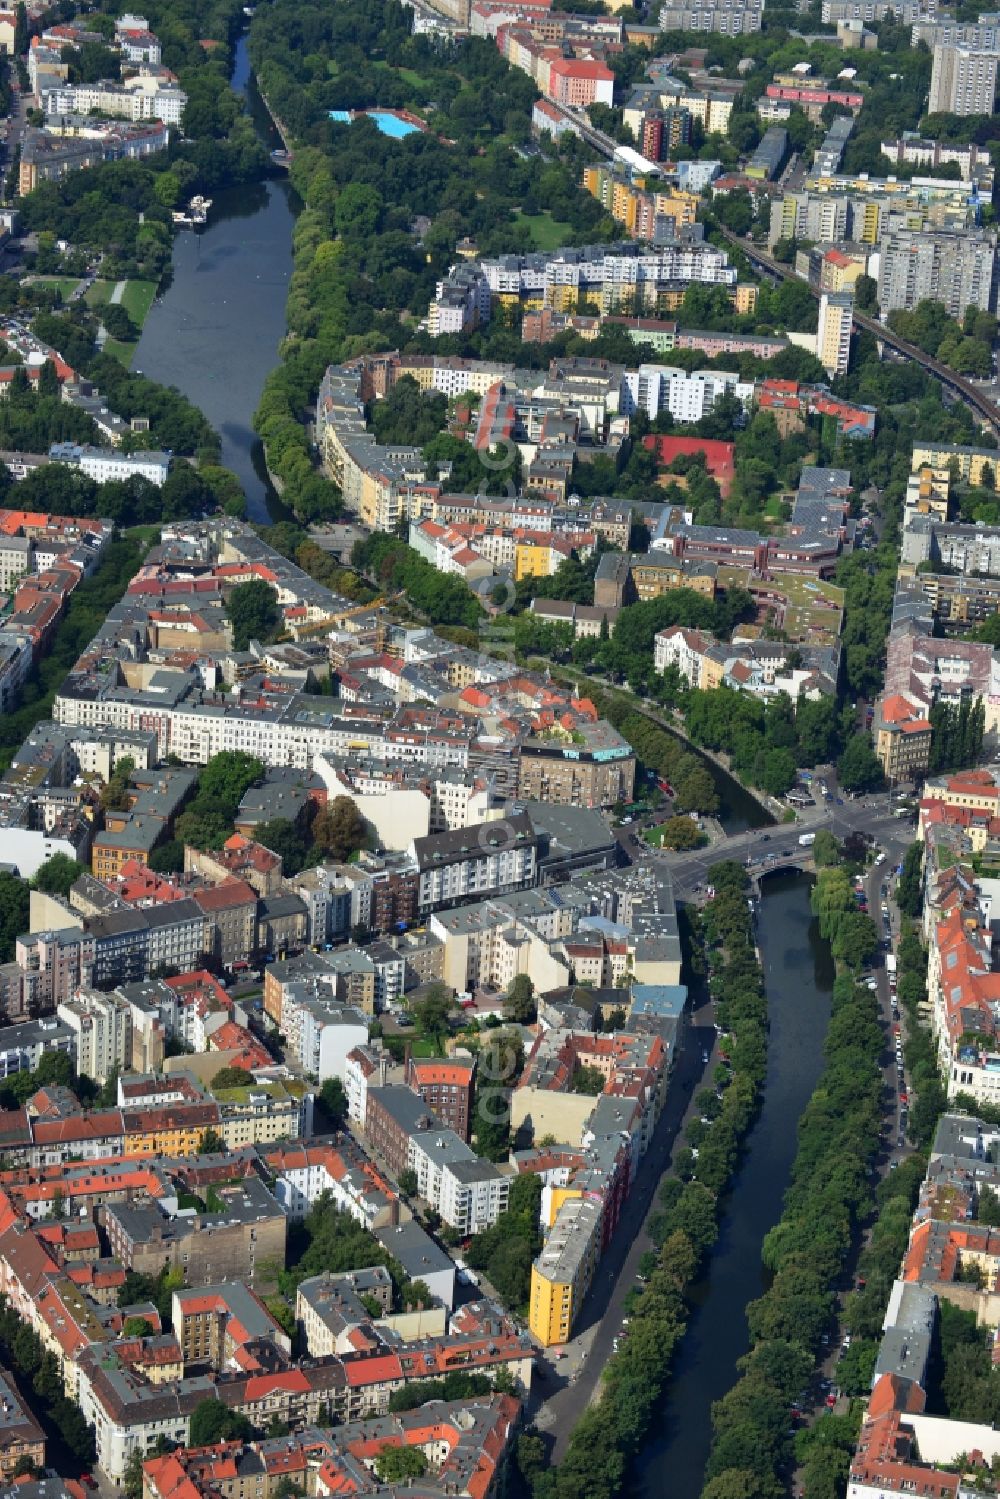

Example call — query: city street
[531,811,918,1457]
[652,794,914,896]
[530,991,718,1453]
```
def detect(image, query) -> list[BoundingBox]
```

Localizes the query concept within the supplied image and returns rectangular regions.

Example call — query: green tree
[319,1076,347,1129]
[657,816,704,850]
[812,830,841,867]
[264,1295,295,1338]
[32,852,86,898]
[0,872,28,964]
[226,579,280,649]
[398,1168,418,1197]
[188,1400,253,1447]
[122,1316,152,1337]
[211,1066,253,1090]
[198,1128,227,1156]
[896,842,924,918]
[102,304,137,342]
[673,763,720,815]
[255,817,308,876]
[837,735,883,793]
[123,1450,145,1499]
[310,796,368,861]
[373,1446,427,1484]
[506,973,535,1024]
[335,183,384,241]
[411,985,452,1045]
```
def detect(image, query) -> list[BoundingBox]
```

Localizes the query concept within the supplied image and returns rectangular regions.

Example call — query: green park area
[31,275,84,300]
[512,211,574,251]
[85,279,157,365]
[643,818,708,852]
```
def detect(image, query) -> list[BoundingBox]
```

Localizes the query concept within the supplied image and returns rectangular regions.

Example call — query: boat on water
[171,195,213,228]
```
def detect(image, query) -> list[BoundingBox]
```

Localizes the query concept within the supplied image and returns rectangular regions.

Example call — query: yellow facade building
[529,1195,603,1347]
[514,540,558,580]
[911,443,1000,488]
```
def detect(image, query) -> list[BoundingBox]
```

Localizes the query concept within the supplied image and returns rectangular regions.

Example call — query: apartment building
[529,1195,602,1346]
[265,1139,399,1228]
[41,78,186,125]
[877,227,997,319]
[48,443,170,485]
[171,1283,290,1371]
[408,815,539,913]
[405,1057,475,1141]
[928,41,999,115]
[817,291,853,377]
[517,724,637,807]
[103,1178,287,1287]
[0,1370,45,1479]
[56,990,129,1085]
[408,1127,510,1233]
[658,0,763,29]
[873,693,933,781]
[619,363,754,423]
[192,879,257,970]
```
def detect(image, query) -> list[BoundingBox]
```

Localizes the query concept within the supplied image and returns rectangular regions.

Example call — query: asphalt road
[531,811,919,1455]
[530,991,717,1452]
[652,792,914,896]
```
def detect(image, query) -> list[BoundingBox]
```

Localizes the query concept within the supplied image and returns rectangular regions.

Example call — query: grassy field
[84,280,112,308]
[512,211,574,251]
[120,279,156,324]
[371,58,433,91]
[88,279,157,366]
[32,276,83,299]
[124,524,163,546]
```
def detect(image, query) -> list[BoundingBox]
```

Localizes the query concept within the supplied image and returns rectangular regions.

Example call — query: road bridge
[648,799,908,896]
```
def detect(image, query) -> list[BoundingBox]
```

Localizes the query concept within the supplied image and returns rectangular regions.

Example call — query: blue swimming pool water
[328,109,421,137]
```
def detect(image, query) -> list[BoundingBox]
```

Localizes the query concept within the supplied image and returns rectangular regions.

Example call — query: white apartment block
[619,364,754,423]
[877,228,996,319]
[49,443,169,486]
[928,42,999,116]
[43,78,186,125]
[654,625,712,685]
[413,840,537,913]
[54,686,472,772]
[295,999,369,1083]
[344,1045,388,1129]
[408,1128,510,1233]
[658,0,763,31]
[57,989,129,1084]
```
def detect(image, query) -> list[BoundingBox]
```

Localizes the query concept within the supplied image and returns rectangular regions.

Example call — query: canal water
[635,871,834,1499]
[133,37,295,522]
[704,750,770,835]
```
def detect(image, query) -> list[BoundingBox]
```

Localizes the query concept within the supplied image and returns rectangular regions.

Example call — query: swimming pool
[328,109,422,137]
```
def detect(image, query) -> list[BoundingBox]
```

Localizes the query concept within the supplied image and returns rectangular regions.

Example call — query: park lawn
[371,58,433,90]
[34,276,83,299]
[120,279,156,325]
[124,524,163,546]
[513,211,574,251]
[84,280,113,308]
[407,1036,440,1057]
[103,338,135,367]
